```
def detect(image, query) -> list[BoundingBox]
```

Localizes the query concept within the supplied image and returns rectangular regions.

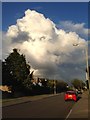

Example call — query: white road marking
[65,109,72,120]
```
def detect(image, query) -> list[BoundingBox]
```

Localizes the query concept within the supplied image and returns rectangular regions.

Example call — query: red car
[64,91,78,102]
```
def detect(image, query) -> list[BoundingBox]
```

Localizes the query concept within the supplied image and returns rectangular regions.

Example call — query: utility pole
[53,80,56,94]
[85,42,90,92]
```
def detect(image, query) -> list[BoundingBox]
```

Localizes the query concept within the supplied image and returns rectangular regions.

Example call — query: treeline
[1,48,87,98]
[1,49,68,98]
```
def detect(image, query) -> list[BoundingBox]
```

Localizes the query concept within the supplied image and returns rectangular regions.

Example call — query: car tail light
[65,94,68,99]
[73,94,76,101]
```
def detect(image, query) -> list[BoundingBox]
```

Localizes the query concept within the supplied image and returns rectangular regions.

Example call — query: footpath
[67,90,89,119]
[2,93,59,107]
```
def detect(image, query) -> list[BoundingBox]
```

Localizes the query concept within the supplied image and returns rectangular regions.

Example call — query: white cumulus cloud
[3,9,87,81]
[58,21,88,40]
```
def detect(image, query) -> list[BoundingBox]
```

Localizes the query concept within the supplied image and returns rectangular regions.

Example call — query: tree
[71,79,85,89]
[56,80,68,93]
[2,61,13,86]
[47,80,54,93]
[2,48,31,93]
[0,60,2,85]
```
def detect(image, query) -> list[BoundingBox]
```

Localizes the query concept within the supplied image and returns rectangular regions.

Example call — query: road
[2,93,75,119]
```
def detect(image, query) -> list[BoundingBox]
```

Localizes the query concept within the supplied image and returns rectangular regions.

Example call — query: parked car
[77,90,82,94]
[64,91,78,102]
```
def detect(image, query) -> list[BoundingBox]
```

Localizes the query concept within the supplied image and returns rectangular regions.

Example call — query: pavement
[67,90,89,119]
[2,93,59,107]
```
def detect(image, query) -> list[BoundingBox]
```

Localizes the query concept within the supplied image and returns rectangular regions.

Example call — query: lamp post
[85,44,89,90]
[53,78,56,94]
[73,41,90,93]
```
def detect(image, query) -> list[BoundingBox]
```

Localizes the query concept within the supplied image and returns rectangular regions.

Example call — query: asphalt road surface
[2,93,75,119]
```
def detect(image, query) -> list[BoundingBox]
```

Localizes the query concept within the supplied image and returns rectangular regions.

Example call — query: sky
[2,2,88,31]
[2,2,89,83]
[1,0,90,2]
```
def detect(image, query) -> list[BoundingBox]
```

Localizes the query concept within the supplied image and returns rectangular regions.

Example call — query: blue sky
[2,2,88,31]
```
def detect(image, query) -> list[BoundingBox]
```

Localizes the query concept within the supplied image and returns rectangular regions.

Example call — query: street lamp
[73,41,90,93]
[53,79,56,94]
